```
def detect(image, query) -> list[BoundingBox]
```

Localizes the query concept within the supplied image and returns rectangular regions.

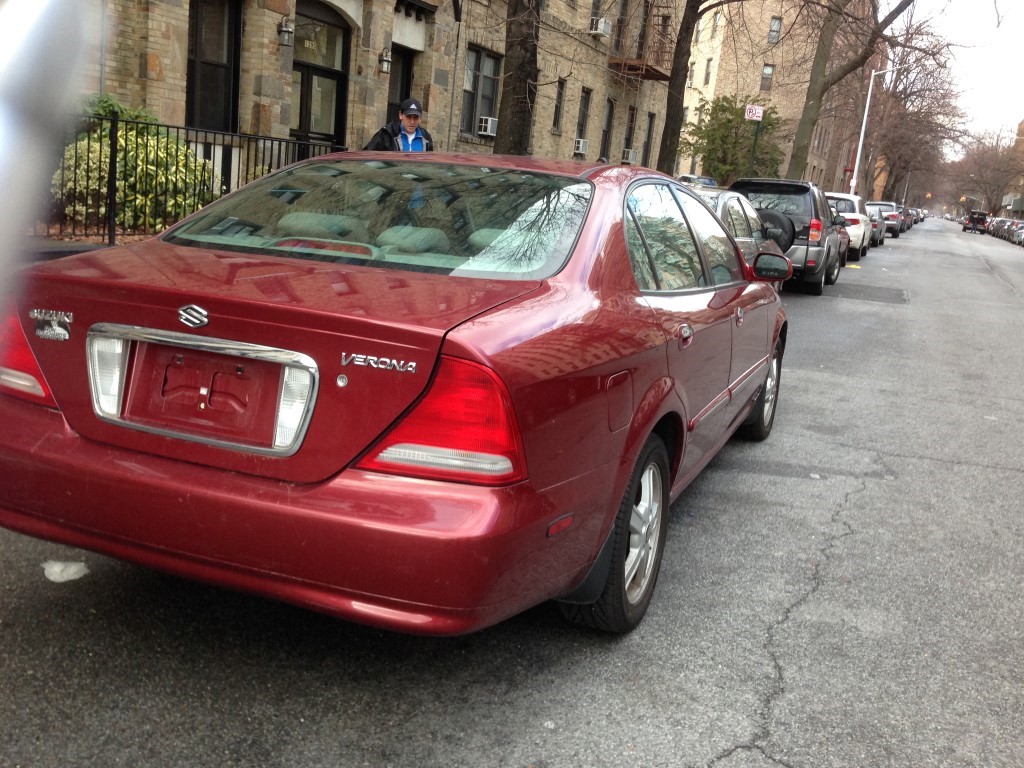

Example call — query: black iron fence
[35,113,345,246]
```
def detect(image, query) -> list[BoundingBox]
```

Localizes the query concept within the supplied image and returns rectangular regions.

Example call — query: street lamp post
[849,65,907,197]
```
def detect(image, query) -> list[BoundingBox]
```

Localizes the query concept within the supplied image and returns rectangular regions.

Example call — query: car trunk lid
[14,241,539,483]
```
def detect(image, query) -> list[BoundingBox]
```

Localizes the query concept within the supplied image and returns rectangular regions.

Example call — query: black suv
[729,178,844,295]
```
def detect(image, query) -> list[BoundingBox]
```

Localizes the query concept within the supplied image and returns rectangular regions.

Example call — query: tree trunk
[785,0,916,180]
[783,2,844,179]
[493,0,540,155]
[655,0,702,175]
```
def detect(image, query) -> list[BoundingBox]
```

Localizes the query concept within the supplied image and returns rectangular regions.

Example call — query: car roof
[730,178,815,193]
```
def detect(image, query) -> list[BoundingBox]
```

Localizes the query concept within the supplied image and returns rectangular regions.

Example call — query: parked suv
[729,178,844,295]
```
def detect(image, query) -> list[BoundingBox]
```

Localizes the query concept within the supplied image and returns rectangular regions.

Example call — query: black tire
[893,229,900,238]
[739,339,782,441]
[804,264,825,295]
[755,208,796,253]
[559,435,669,633]
[824,253,840,286]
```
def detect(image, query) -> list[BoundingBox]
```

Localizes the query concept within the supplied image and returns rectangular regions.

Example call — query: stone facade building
[689,0,844,187]
[75,0,692,171]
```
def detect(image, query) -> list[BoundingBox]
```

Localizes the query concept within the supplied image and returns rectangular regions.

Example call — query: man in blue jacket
[363,98,435,152]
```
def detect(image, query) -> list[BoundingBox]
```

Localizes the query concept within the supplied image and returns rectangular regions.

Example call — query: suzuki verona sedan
[0,153,790,636]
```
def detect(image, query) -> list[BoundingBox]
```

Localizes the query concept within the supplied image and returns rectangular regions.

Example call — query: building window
[712,10,721,37]
[186,0,242,132]
[682,106,689,125]
[577,87,592,141]
[599,98,615,161]
[641,111,655,167]
[768,16,782,44]
[688,62,695,87]
[461,47,501,134]
[703,58,713,86]
[552,78,566,132]
[625,105,637,149]
[760,64,775,92]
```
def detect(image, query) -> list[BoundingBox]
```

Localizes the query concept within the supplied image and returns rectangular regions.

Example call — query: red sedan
[0,153,790,635]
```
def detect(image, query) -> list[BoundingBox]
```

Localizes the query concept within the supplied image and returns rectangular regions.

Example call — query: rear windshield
[737,188,811,217]
[829,198,857,214]
[162,159,593,280]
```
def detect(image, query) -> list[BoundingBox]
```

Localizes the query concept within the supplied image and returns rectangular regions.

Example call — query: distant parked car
[868,200,903,238]
[827,191,871,260]
[963,210,988,233]
[678,173,719,188]
[866,204,886,247]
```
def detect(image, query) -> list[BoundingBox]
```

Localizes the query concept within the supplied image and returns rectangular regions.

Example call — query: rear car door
[677,190,773,420]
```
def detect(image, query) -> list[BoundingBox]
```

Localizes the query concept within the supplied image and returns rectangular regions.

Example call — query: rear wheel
[740,340,782,441]
[824,253,840,286]
[804,264,826,295]
[559,435,669,633]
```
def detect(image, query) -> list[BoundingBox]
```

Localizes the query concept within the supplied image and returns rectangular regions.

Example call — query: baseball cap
[399,98,422,116]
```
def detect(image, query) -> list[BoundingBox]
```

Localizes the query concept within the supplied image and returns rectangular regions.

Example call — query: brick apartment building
[75,0,687,168]
[682,0,849,188]
[70,0,864,189]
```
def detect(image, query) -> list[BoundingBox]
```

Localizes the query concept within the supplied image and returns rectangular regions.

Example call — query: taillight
[0,299,58,408]
[357,356,527,486]
[809,218,823,243]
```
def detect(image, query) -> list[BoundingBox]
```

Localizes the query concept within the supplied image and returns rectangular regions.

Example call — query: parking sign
[745,104,765,121]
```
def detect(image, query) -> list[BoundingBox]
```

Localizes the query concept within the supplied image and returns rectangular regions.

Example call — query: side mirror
[752,251,792,281]
[834,215,848,226]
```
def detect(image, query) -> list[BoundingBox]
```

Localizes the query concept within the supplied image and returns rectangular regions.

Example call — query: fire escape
[607,0,674,81]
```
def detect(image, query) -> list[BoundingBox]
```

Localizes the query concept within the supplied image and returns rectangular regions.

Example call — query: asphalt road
[2,219,1022,767]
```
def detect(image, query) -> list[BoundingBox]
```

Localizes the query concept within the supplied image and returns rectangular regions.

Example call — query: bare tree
[948,136,1024,214]
[784,0,917,179]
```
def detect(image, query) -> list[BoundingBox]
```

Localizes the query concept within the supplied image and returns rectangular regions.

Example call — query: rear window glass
[829,198,857,213]
[738,189,811,217]
[162,159,592,280]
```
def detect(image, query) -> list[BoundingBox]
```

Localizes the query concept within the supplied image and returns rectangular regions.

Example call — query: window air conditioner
[621,148,640,165]
[573,138,589,155]
[589,17,612,38]
[477,116,498,137]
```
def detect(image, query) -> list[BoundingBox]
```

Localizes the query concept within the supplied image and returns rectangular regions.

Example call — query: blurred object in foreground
[0,0,96,282]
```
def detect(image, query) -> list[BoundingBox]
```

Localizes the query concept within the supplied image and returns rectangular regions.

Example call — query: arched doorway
[290,0,352,151]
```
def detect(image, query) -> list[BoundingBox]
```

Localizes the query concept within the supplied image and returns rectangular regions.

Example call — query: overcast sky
[911,0,1022,138]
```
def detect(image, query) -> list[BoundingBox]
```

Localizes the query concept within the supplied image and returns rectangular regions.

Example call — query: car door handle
[675,323,694,348]
[735,306,745,326]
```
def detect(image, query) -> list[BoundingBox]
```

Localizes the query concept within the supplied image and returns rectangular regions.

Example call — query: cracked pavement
[2,220,1022,767]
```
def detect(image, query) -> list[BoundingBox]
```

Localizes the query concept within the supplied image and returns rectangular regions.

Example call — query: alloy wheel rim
[625,461,663,604]
[762,353,779,426]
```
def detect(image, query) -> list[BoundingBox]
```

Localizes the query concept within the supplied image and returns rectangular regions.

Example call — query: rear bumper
[785,243,827,281]
[0,398,611,635]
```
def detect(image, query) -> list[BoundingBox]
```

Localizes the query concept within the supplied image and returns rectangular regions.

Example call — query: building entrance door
[290,5,351,153]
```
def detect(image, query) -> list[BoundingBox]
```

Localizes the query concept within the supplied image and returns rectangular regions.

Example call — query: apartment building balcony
[607,10,674,81]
